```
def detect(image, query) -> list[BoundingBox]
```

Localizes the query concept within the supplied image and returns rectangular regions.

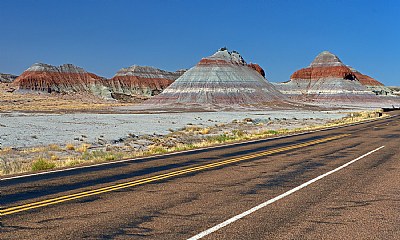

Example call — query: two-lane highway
[1,112,399,239]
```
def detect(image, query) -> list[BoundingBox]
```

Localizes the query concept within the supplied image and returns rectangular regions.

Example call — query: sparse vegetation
[31,158,56,171]
[76,143,91,153]
[0,110,386,176]
[65,143,75,150]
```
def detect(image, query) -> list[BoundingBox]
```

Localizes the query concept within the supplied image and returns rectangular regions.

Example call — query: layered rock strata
[276,51,380,103]
[146,48,287,106]
[0,73,18,83]
[347,66,394,96]
[108,65,183,97]
[13,63,111,97]
[348,67,383,86]
[248,63,265,78]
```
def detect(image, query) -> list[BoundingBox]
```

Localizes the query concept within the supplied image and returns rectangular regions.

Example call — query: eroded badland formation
[1,47,399,175]
[2,48,398,110]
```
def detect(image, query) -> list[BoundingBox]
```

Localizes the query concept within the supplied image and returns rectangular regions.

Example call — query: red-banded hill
[108,65,184,98]
[276,51,380,104]
[145,48,288,107]
[13,63,111,97]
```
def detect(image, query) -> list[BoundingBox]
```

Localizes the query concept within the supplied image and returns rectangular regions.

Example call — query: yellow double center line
[1,134,349,216]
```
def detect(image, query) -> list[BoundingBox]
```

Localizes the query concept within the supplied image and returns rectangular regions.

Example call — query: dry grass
[0,147,13,155]
[76,143,91,153]
[65,143,75,151]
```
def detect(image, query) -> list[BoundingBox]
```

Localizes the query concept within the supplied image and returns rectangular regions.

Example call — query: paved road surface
[1,112,399,239]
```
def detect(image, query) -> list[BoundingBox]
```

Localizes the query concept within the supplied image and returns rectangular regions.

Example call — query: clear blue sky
[1,0,399,85]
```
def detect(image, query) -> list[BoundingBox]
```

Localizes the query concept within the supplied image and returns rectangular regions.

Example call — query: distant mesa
[276,51,380,103]
[145,48,287,106]
[13,63,111,98]
[0,73,18,83]
[108,65,184,99]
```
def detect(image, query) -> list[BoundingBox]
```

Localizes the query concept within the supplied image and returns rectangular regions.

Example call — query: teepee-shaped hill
[276,51,380,104]
[145,48,287,106]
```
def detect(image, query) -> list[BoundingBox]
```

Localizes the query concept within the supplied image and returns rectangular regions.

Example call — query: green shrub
[149,146,168,154]
[232,129,245,137]
[264,130,278,135]
[31,158,56,171]
[207,134,235,143]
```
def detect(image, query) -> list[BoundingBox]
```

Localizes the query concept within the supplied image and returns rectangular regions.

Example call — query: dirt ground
[0,83,131,113]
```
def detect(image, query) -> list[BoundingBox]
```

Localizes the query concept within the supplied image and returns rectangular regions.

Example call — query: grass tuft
[65,143,75,151]
[31,158,56,171]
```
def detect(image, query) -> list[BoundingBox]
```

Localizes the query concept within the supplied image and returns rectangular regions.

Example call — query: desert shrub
[82,150,105,160]
[31,158,56,171]
[77,143,91,153]
[173,143,195,151]
[48,144,61,151]
[207,134,235,143]
[104,153,117,161]
[0,147,13,155]
[232,129,245,137]
[81,150,122,162]
[200,127,211,134]
[264,130,278,135]
[184,125,202,132]
[65,143,75,150]
[149,146,168,154]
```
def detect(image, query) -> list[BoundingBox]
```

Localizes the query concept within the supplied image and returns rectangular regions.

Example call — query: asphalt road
[1,112,399,239]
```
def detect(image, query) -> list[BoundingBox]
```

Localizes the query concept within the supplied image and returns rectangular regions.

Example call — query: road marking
[3,113,392,181]
[0,134,349,216]
[187,145,385,240]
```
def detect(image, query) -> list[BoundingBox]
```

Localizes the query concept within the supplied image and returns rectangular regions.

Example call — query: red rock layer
[14,71,105,93]
[145,48,288,106]
[352,71,384,86]
[199,60,266,78]
[248,63,265,78]
[109,76,174,94]
[291,66,356,80]
[198,59,232,65]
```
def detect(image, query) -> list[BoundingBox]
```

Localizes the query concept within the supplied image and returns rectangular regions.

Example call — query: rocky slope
[276,51,380,104]
[0,73,18,83]
[388,86,400,96]
[248,63,265,78]
[108,65,183,98]
[347,66,395,96]
[145,48,288,106]
[348,67,383,86]
[13,63,111,98]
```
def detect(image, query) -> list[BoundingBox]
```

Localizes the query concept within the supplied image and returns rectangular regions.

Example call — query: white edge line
[187,145,385,240]
[1,114,394,181]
